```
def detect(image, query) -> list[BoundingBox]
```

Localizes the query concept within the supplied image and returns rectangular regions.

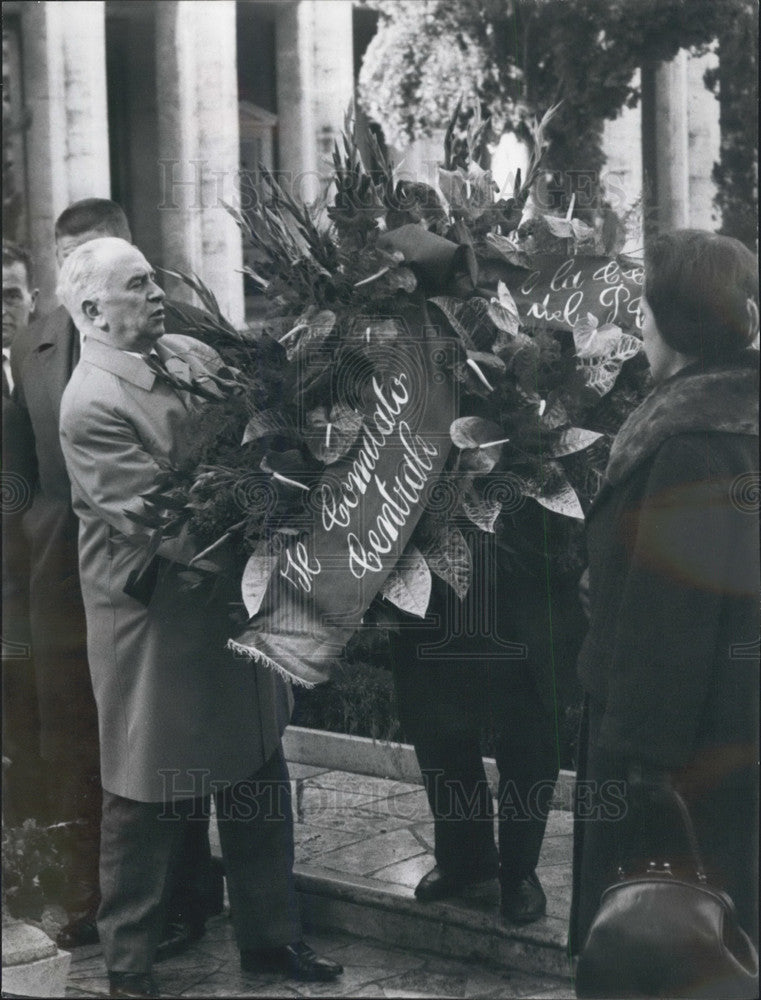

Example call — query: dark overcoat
[391,509,587,744]
[2,380,35,649]
[12,308,96,762]
[570,352,760,949]
[2,378,39,813]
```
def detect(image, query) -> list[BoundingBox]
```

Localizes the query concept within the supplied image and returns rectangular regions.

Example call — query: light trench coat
[60,333,289,802]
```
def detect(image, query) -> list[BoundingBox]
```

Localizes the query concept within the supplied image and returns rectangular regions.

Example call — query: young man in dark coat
[570,231,760,978]
[2,242,41,824]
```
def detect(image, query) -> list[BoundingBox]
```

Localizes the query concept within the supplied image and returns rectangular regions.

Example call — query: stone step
[281,728,575,983]
[295,864,574,984]
[283,726,576,810]
[208,728,577,988]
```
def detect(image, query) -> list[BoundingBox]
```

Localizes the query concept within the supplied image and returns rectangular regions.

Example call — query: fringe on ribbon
[226,638,317,689]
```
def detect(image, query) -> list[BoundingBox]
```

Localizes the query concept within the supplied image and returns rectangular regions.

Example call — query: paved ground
[60,759,575,998]
[287,761,574,961]
[64,923,574,999]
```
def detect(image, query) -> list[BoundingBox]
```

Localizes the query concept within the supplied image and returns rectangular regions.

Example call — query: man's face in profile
[84,242,166,353]
[3,259,38,349]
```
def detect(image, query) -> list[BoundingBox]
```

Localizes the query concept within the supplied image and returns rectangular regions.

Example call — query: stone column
[601,70,643,253]
[20,0,110,312]
[687,49,720,231]
[276,0,354,204]
[155,1,244,328]
[654,49,690,231]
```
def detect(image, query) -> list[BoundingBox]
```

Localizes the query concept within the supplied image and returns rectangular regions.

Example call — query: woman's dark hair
[644,229,759,362]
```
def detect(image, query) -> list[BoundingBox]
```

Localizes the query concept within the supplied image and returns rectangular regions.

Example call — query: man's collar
[81,336,157,390]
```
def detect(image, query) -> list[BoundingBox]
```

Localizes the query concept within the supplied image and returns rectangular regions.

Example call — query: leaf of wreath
[539,395,569,430]
[380,546,432,618]
[461,478,502,533]
[242,408,290,446]
[487,280,522,341]
[428,296,480,351]
[345,318,402,345]
[576,334,642,397]
[304,404,363,464]
[483,232,532,270]
[450,416,505,450]
[550,427,604,457]
[521,464,585,520]
[241,544,280,617]
[284,308,337,362]
[420,524,472,600]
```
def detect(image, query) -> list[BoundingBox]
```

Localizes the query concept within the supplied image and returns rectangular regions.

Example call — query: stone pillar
[20,1,110,312]
[276,0,354,203]
[654,49,690,230]
[601,70,643,253]
[155,1,244,328]
[687,49,721,231]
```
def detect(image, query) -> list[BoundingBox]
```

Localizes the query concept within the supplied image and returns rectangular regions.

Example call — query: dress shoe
[56,913,99,949]
[108,972,160,998]
[154,918,205,963]
[414,865,497,902]
[500,871,547,924]
[241,940,343,981]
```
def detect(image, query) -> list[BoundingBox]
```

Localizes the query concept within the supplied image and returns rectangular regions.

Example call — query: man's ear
[82,299,104,327]
[29,289,39,316]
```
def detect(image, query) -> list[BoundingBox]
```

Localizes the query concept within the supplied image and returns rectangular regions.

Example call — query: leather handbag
[575,788,759,999]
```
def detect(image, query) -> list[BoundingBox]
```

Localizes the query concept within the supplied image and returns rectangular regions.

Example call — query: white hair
[56,236,135,328]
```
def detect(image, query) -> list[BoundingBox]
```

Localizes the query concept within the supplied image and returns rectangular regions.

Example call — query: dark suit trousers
[390,536,580,889]
[412,684,559,887]
[98,746,301,973]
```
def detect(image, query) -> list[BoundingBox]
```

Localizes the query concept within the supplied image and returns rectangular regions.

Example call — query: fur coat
[571,350,759,949]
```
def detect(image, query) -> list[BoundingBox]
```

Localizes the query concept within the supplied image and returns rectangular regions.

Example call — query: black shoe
[154,919,205,963]
[501,871,547,924]
[241,941,343,981]
[56,913,100,949]
[414,865,497,902]
[108,972,160,998]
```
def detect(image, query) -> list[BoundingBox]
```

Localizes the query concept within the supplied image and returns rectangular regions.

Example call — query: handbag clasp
[646,861,675,877]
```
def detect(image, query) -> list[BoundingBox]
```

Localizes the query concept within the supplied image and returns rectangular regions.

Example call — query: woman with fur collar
[570,230,759,988]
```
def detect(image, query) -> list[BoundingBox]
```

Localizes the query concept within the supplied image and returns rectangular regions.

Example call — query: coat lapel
[81,337,156,390]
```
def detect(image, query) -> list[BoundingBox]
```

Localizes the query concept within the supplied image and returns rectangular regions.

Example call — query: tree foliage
[358,0,756,231]
[704,1,759,248]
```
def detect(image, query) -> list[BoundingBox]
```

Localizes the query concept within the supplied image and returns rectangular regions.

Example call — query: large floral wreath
[137,107,648,686]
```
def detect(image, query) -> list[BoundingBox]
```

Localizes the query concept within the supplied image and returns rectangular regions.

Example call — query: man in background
[3,241,37,390]
[12,199,220,953]
[2,242,40,824]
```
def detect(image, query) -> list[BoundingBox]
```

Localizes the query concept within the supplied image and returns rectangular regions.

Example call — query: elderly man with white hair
[58,237,342,999]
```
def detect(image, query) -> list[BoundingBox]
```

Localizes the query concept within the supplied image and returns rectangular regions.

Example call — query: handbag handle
[669,786,708,884]
[625,775,708,884]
